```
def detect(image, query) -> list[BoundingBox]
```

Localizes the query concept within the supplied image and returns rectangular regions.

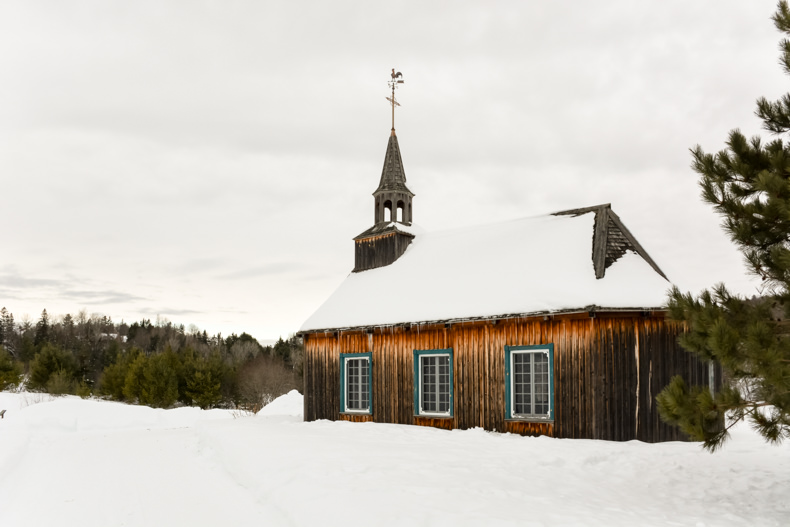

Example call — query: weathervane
[386,68,404,131]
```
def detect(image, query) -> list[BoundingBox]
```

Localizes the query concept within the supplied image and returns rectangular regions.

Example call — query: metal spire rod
[386,68,404,131]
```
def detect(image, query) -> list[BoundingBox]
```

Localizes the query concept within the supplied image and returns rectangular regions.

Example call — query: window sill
[506,417,554,423]
[415,413,453,419]
[340,411,372,416]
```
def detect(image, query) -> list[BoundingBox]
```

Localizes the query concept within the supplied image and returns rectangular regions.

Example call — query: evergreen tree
[28,343,78,392]
[184,352,224,409]
[1,308,15,356]
[139,349,179,408]
[34,309,50,348]
[273,337,290,363]
[17,334,36,363]
[0,346,23,390]
[0,308,5,348]
[61,313,76,349]
[657,2,790,450]
[123,354,148,402]
[100,347,142,401]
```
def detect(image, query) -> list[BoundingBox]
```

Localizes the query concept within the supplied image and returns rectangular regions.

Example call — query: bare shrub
[237,354,298,412]
[46,369,75,396]
[229,340,260,366]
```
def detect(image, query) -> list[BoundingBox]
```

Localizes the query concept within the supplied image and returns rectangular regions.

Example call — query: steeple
[373,69,414,226]
[352,69,416,273]
[374,131,414,225]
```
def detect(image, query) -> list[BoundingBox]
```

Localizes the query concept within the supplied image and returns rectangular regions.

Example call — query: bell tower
[374,130,414,226]
[353,69,416,273]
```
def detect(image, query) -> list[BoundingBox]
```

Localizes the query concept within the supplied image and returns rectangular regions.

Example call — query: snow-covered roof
[301,205,672,332]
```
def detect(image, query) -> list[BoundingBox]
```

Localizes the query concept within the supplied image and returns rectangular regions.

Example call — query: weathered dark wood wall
[303,312,712,442]
[353,231,413,272]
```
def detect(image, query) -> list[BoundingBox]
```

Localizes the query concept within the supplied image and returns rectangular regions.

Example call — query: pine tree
[34,309,50,348]
[0,308,5,348]
[657,2,790,450]
[140,350,179,408]
[0,346,23,390]
[1,308,15,356]
[100,347,142,401]
[184,352,224,409]
[28,343,78,392]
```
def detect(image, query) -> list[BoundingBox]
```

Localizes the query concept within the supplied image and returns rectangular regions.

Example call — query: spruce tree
[184,352,224,410]
[28,343,78,392]
[33,309,50,348]
[657,1,790,450]
[140,350,179,408]
[0,308,5,348]
[1,308,15,356]
[0,346,23,390]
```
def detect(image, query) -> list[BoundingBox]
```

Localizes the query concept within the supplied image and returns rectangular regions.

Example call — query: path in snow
[0,391,787,526]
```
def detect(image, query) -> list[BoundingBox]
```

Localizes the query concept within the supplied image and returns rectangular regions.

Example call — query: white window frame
[505,344,554,421]
[340,353,371,414]
[413,349,453,417]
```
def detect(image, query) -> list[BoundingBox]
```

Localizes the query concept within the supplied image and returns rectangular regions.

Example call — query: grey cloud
[61,290,149,305]
[218,262,302,281]
[0,274,68,289]
[148,307,204,317]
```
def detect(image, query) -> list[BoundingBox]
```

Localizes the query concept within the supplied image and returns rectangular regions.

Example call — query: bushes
[99,346,233,409]
[0,346,23,390]
[100,347,142,400]
[183,350,225,409]
[46,369,76,395]
[97,344,298,411]
[0,308,302,412]
[237,354,299,412]
[28,343,78,392]
[140,350,180,408]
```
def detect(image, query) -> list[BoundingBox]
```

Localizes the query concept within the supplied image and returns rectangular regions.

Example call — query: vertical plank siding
[303,313,707,442]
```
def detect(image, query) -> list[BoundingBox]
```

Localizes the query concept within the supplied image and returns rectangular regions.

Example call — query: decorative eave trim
[353,225,416,242]
[298,305,668,336]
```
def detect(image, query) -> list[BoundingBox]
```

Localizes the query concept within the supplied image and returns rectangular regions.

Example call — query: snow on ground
[0,391,788,526]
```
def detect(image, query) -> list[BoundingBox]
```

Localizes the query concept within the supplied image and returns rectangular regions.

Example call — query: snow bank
[0,392,232,433]
[0,391,787,526]
[258,389,303,417]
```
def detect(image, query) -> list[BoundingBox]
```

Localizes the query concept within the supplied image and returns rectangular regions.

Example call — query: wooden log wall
[353,231,413,272]
[303,312,711,443]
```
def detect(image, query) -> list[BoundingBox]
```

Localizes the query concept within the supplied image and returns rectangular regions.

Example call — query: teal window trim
[413,348,454,417]
[339,352,372,415]
[505,344,554,421]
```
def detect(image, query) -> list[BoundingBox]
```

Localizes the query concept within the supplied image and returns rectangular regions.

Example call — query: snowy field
[0,391,787,527]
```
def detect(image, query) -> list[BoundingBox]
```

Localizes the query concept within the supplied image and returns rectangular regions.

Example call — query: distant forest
[0,307,302,411]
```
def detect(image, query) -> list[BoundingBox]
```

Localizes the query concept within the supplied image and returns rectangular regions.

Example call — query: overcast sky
[0,1,784,342]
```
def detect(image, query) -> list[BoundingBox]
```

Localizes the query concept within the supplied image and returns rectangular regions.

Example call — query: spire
[352,69,416,272]
[375,131,414,197]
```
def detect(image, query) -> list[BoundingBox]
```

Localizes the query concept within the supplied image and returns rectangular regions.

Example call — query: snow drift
[0,391,787,526]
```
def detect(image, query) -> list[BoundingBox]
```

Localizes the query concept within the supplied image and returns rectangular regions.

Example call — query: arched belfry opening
[353,69,416,273]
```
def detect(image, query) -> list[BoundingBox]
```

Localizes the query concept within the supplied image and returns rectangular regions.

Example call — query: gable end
[554,204,668,281]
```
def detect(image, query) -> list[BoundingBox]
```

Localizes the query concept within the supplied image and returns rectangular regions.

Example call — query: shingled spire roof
[374,131,414,197]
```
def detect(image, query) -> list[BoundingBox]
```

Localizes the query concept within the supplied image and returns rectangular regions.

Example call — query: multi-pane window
[505,345,554,420]
[413,349,453,416]
[340,353,371,414]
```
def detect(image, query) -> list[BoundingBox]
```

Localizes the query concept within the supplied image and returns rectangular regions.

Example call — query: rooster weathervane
[386,69,404,131]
